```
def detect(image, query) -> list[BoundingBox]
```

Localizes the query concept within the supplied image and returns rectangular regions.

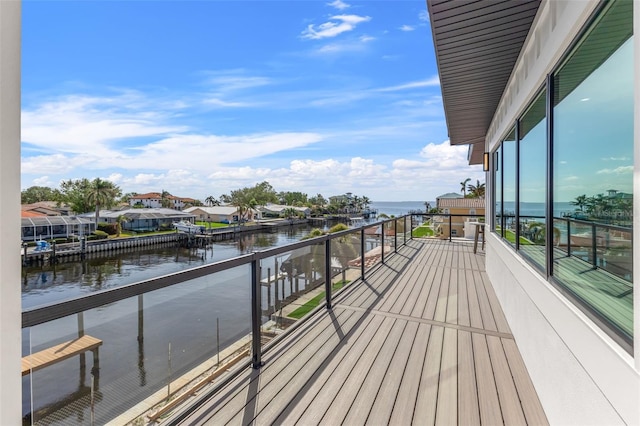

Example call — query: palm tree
[571,194,588,212]
[281,207,299,223]
[160,190,172,209]
[115,214,130,237]
[205,195,220,207]
[86,178,121,226]
[460,178,471,196]
[467,180,486,198]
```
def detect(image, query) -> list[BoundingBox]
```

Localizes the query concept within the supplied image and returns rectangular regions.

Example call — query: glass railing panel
[553,218,633,341]
[566,219,593,262]
[518,215,546,270]
[262,241,327,330]
[392,218,402,247]
[381,220,394,254]
[598,225,632,282]
[362,224,382,271]
[24,265,251,425]
[412,214,433,239]
[329,229,362,295]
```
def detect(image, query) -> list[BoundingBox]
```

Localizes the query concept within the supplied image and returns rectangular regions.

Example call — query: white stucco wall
[487,235,638,425]
[0,0,22,422]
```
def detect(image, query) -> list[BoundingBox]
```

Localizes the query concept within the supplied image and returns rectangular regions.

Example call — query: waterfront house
[85,208,196,232]
[21,201,72,216]
[183,205,261,223]
[21,215,95,242]
[434,196,485,239]
[258,203,311,218]
[128,192,198,210]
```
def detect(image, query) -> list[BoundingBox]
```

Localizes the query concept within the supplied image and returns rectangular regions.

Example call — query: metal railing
[22,215,414,424]
[412,213,486,241]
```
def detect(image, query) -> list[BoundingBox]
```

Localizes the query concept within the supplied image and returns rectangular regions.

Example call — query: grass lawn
[412,225,434,238]
[196,221,229,228]
[109,230,176,239]
[503,229,532,245]
[288,280,350,319]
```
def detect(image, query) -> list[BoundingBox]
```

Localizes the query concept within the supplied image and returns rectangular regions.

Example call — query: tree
[467,180,485,198]
[281,207,299,222]
[86,178,121,225]
[21,186,62,204]
[278,191,308,206]
[460,178,471,196]
[115,214,130,237]
[59,178,94,214]
[160,190,172,209]
[205,195,220,207]
[571,194,588,212]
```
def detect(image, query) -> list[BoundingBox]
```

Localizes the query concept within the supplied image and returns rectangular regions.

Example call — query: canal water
[21,224,327,424]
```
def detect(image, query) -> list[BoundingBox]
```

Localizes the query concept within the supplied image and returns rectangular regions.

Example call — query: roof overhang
[426,0,541,164]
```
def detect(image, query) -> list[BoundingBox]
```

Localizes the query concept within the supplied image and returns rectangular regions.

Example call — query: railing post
[381,222,385,264]
[591,223,597,268]
[449,215,452,242]
[567,219,571,257]
[360,227,365,280]
[324,238,332,309]
[394,219,398,253]
[250,257,263,368]
[405,215,409,243]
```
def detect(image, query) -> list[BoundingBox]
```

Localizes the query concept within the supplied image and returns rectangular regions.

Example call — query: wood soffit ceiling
[426,0,541,163]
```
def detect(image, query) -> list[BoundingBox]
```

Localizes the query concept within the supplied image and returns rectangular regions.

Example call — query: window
[490,0,634,349]
[518,90,547,271]
[552,0,633,343]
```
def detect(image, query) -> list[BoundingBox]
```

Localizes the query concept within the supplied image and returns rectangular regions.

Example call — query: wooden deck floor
[174,239,548,425]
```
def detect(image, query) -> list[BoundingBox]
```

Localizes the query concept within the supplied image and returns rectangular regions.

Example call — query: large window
[518,90,547,271]
[491,0,633,349]
[553,0,633,342]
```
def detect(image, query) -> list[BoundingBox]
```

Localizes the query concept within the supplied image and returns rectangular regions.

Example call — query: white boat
[173,221,204,234]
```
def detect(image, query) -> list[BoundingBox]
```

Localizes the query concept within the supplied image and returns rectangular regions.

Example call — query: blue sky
[21,0,484,202]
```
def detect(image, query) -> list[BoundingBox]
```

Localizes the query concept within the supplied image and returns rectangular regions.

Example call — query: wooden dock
[172,238,548,425]
[22,335,102,376]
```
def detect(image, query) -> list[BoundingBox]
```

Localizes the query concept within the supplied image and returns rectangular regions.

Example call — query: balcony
[22,217,547,424]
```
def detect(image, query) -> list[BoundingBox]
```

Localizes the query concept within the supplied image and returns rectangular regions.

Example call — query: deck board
[175,239,548,426]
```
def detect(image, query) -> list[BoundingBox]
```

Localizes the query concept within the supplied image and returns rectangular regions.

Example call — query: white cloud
[601,156,630,161]
[32,175,55,187]
[419,10,429,21]
[327,0,350,10]
[418,140,469,168]
[313,40,369,56]
[203,98,256,108]
[359,35,375,43]
[596,166,633,175]
[22,94,185,157]
[399,25,415,32]
[118,132,325,172]
[106,173,124,184]
[22,154,81,174]
[203,73,272,92]
[377,76,440,92]
[301,15,371,40]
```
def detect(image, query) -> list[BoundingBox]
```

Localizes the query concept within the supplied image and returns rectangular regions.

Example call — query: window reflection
[502,128,516,246]
[518,91,546,270]
[552,0,633,340]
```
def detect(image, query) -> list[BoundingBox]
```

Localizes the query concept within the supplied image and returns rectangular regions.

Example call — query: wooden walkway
[174,239,548,425]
